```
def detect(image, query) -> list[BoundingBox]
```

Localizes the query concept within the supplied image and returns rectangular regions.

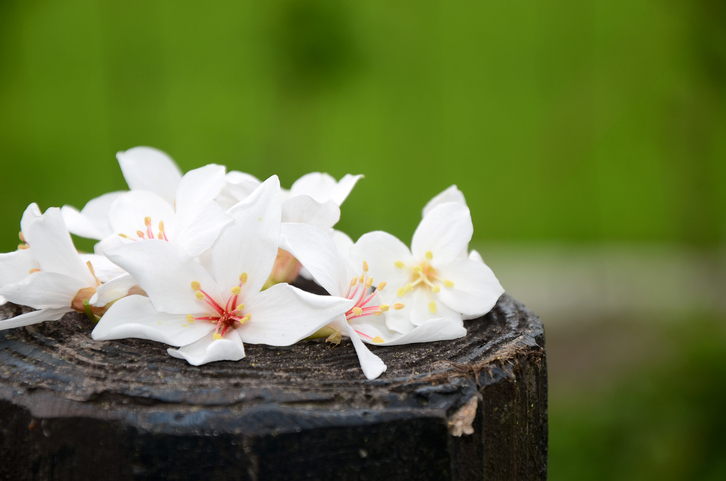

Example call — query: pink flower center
[118,216,169,242]
[344,261,403,344]
[188,273,250,340]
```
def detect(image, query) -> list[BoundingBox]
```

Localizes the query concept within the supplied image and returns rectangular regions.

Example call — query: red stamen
[199,289,225,314]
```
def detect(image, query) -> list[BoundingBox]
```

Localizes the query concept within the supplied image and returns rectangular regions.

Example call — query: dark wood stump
[0,292,547,481]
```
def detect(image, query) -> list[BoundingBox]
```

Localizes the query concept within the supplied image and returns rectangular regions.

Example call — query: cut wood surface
[0,288,547,481]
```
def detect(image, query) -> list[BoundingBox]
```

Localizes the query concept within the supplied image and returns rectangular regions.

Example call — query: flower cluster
[0,147,504,379]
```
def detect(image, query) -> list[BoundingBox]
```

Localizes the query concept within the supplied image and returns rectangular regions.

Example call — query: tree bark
[0,292,547,481]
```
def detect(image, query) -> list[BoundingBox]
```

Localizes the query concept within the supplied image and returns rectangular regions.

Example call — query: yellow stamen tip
[359,275,365,284]
[405,283,413,292]
[144,216,151,226]
[377,282,387,291]
[118,234,129,239]
[362,260,369,272]
[195,292,204,300]
[240,314,251,324]
[425,251,433,260]
[428,300,437,314]
[413,265,423,274]
[432,285,441,293]
[365,277,373,288]
[158,221,165,232]
[191,281,201,291]
[372,336,384,344]
[395,260,405,269]
[374,311,383,316]
[236,303,245,311]
[18,244,29,250]
[18,231,25,242]
[231,286,241,295]
[29,268,40,274]
[239,273,248,284]
[393,303,405,310]
[136,230,145,238]
[213,333,222,341]
[352,307,363,316]
[186,314,194,322]
[397,287,407,297]
[444,280,455,288]
[379,304,390,312]
[350,277,357,287]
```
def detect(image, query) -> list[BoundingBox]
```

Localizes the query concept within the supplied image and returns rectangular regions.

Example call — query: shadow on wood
[0,293,547,481]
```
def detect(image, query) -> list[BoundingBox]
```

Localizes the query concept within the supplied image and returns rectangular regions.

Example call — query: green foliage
[1,0,725,251]
[550,316,726,481]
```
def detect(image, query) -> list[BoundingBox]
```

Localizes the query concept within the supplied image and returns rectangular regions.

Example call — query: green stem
[83,299,100,324]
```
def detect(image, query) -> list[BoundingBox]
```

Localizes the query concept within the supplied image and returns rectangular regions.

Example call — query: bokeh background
[1,1,725,479]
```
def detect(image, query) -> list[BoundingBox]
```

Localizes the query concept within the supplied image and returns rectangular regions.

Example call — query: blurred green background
[1,1,725,479]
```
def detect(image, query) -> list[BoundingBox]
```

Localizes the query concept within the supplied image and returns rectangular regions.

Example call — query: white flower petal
[362,318,467,346]
[105,241,221,315]
[61,205,106,240]
[241,283,353,346]
[330,174,363,206]
[410,288,462,327]
[80,191,125,234]
[279,223,347,296]
[330,229,354,257]
[117,146,182,205]
[79,254,126,282]
[216,171,262,210]
[22,207,96,285]
[381,306,415,335]
[0,271,85,309]
[0,249,39,287]
[212,176,281,295]
[289,172,337,202]
[109,191,176,240]
[351,231,413,289]
[90,273,139,307]
[62,191,125,240]
[422,185,467,218]
[0,307,70,331]
[167,329,246,366]
[93,295,214,346]
[411,202,473,266]
[20,203,42,235]
[331,317,386,380]
[281,196,341,230]
[438,258,504,317]
[174,201,232,257]
[174,164,226,231]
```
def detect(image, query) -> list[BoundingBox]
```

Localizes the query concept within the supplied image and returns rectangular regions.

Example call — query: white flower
[92,163,232,257]
[61,147,183,240]
[0,204,102,330]
[218,171,362,231]
[354,202,504,334]
[422,185,467,218]
[280,223,469,380]
[92,176,352,366]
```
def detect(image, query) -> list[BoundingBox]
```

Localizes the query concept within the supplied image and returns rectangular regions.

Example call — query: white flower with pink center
[62,147,231,258]
[92,176,353,366]
[280,223,471,380]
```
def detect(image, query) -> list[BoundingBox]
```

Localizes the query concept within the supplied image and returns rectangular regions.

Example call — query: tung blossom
[0,204,103,330]
[355,201,504,334]
[92,176,353,365]
[280,223,470,379]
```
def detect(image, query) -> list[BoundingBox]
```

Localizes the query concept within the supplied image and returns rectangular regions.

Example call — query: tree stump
[0,290,547,481]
